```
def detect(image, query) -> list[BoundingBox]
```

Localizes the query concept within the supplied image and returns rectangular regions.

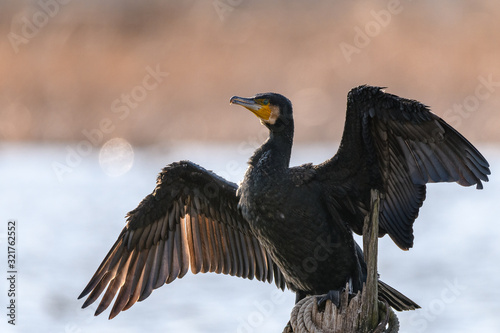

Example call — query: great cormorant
[78,85,490,319]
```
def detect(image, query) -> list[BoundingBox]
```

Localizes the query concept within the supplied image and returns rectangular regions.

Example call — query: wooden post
[284,189,399,333]
[360,188,381,330]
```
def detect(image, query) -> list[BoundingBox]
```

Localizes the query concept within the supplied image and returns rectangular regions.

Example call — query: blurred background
[2,0,500,143]
[1,0,499,332]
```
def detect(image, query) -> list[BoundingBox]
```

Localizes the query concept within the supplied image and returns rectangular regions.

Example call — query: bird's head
[230,93,293,132]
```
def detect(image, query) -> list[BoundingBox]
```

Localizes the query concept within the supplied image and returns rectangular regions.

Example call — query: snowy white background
[1,142,498,333]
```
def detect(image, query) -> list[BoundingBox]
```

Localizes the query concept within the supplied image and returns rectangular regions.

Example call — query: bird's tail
[377,280,420,311]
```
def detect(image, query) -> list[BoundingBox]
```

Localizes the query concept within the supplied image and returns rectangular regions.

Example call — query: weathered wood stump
[283,190,399,333]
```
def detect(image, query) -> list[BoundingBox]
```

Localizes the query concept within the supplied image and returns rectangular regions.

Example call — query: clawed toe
[316,289,343,311]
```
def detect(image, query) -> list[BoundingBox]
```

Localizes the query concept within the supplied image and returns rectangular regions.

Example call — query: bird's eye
[261,99,269,105]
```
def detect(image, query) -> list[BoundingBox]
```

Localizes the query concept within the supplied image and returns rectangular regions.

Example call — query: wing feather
[316,85,490,249]
[251,236,265,281]
[138,243,160,302]
[123,256,146,311]
[167,225,181,283]
[110,250,139,317]
[79,161,286,318]
[199,216,212,273]
[153,239,168,289]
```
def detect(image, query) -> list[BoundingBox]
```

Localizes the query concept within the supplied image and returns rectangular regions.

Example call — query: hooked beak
[230,96,272,121]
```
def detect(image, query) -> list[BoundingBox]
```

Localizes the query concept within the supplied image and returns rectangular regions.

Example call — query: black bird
[79,85,490,319]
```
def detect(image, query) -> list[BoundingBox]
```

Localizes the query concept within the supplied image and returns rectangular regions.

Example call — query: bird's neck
[250,125,294,173]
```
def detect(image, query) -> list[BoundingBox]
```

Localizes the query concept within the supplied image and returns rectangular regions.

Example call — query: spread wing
[316,85,490,250]
[78,161,285,319]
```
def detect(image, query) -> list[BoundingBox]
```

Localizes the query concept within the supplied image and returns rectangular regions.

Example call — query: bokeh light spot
[99,138,134,177]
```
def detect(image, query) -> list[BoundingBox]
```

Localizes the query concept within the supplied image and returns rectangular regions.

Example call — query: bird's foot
[316,289,343,311]
[316,284,358,312]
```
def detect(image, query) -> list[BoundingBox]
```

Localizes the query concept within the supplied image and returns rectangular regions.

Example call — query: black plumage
[79,85,490,319]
